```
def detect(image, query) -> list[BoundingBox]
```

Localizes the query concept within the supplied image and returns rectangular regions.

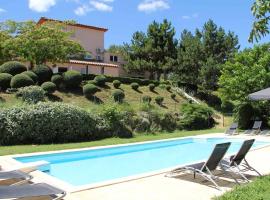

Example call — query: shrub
[21,71,38,83]
[234,103,259,129]
[142,95,152,104]
[0,103,97,145]
[112,89,125,103]
[88,80,97,85]
[63,70,82,88]
[32,65,53,84]
[171,93,176,99]
[51,74,63,87]
[180,103,215,130]
[41,82,56,94]
[131,82,139,90]
[0,73,13,91]
[113,80,121,89]
[83,84,99,97]
[166,85,171,91]
[149,83,155,91]
[94,75,106,87]
[0,61,27,75]
[155,96,164,105]
[10,74,34,88]
[16,86,45,104]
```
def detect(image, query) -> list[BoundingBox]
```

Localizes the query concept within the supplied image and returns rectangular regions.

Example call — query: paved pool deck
[1,133,270,200]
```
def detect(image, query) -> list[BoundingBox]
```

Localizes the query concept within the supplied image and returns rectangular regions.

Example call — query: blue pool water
[15,137,269,186]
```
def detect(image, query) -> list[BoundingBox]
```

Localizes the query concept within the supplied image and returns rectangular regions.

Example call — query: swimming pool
[14,137,269,187]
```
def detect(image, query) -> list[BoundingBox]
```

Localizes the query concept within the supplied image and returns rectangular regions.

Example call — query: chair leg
[243,158,262,176]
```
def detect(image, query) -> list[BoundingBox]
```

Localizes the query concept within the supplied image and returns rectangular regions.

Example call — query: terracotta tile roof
[69,60,118,68]
[37,17,108,32]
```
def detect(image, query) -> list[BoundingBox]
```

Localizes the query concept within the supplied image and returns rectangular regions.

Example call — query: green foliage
[142,95,152,104]
[16,86,45,104]
[51,74,63,87]
[32,65,53,84]
[63,70,82,88]
[166,85,171,91]
[155,96,164,105]
[83,84,98,97]
[149,83,156,91]
[171,93,176,99]
[0,61,27,75]
[180,103,214,130]
[113,80,121,88]
[131,82,139,90]
[214,176,270,200]
[10,74,34,88]
[21,71,38,83]
[94,75,106,87]
[0,73,12,91]
[41,82,56,94]
[112,89,125,103]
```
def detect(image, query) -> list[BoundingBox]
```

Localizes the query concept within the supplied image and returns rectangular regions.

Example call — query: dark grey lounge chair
[167,142,231,190]
[220,139,261,183]
[0,183,66,200]
[0,170,33,185]
[225,123,238,135]
[245,121,262,135]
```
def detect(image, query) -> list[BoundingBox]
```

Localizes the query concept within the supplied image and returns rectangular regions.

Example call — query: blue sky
[0,0,269,49]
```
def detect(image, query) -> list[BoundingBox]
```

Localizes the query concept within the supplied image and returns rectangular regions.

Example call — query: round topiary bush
[155,96,164,105]
[142,95,152,104]
[10,74,34,88]
[94,75,106,87]
[16,86,45,104]
[21,71,38,83]
[0,73,13,91]
[32,65,53,84]
[166,85,171,91]
[113,80,121,89]
[171,93,176,99]
[149,83,156,91]
[83,84,99,97]
[63,70,82,88]
[0,61,27,75]
[41,82,56,94]
[131,82,139,90]
[112,89,125,103]
[51,74,63,87]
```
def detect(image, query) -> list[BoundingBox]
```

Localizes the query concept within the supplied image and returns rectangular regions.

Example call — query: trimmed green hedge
[63,70,82,88]
[32,65,53,84]
[113,80,121,89]
[10,74,34,88]
[16,86,45,104]
[94,75,106,87]
[0,61,27,75]
[83,84,99,97]
[51,74,63,87]
[21,71,38,83]
[0,73,13,91]
[112,89,125,103]
[131,82,139,90]
[41,82,56,94]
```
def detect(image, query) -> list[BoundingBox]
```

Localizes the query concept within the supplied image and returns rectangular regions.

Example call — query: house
[37,17,128,77]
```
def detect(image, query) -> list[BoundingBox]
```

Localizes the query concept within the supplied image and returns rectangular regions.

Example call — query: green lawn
[0,128,225,156]
[214,176,270,200]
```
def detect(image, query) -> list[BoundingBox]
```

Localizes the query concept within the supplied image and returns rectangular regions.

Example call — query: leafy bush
[0,103,97,145]
[41,82,56,94]
[155,96,164,105]
[21,71,38,83]
[149,83,155,91]
[171,93,176,99]
[83,84,98,97]
[112,89,125,103]
[0,61,27,75]
[166,85,171,91]
[10,74,34,88]
[88,80,97,85]
[32,65,53,84]
[94,75,106,87]
[180,103,215,130]
[51,74,63,87]
[63,70,82,88]
[16,86,45,104]
[131,82,139,90]
[0,73,13,91]
[142,95,152,104]
[113,80,121,88]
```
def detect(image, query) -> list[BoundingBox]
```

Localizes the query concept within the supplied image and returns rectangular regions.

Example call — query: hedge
[21,71,38,83]
[155,96,164,105]
[131,82,139,90]
[0,73,13,91]
[112,89,125,103]
[41,82,56,94]
[32,65,53,84]
[113,80,121,89]
[51,74,63,87]
[16,86,45,104]
[83,84,99,97]
[63,70,82,88]
[94,75,106,87]
[0,61,27,75]
[10,74,34,88]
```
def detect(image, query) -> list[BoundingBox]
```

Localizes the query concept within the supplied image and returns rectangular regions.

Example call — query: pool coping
[2,133,270,193]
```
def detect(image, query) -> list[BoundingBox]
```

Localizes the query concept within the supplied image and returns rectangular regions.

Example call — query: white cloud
[182,13,199,20]
[0,8,6,13]
[28,0,56,12]
[138,0,169,13]
[90,1,113,12]
[74,4,92,15]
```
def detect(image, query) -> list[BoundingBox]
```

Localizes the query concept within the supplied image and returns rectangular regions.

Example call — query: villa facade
[37,17,128,77]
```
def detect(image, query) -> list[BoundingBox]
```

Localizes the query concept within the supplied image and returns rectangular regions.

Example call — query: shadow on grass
[135,89,143,94]
[150,90,159,94]
[86,95,104,104]
[47,94,63,102]
[0,96,6,103]
[158,104,168,109]
[172,98,179,103]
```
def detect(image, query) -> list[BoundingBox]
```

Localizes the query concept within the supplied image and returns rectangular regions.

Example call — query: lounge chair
[225,123,238,135]
[0,160,49,173]
[220,139,261,183]
[0,183,66,200]
[244,121,262,135]
[167,142,231,190]
[0,170,33,185]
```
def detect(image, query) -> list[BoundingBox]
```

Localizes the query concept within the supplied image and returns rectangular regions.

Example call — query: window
[110,55,114,62]
[110,55,118,62]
